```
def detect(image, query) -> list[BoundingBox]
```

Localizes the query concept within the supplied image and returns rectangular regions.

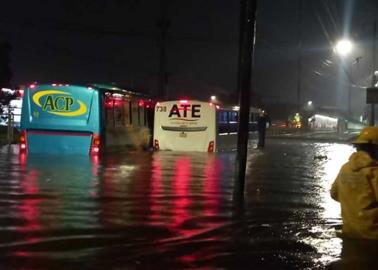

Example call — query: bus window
[229,111,238,123]
[217,111,229,134]
[138,105,142,126]
[229,111,238,133]
[217,111,228,123]
[129,101,133,125]
[132,100,139,126]
[123,99,130,126]
[144,106,147,126]
[105,99,114,128]
[114,99,123,127]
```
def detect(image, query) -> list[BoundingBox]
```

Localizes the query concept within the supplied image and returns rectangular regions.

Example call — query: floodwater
[0,139,376,269]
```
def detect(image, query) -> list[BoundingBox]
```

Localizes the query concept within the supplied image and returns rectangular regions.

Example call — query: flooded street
[0,138,375,269]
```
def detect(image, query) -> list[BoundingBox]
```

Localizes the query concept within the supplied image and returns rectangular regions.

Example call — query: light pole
[370,20,377,126]
[335,39,353,117]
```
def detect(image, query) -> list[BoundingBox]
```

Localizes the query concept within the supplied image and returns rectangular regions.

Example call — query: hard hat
[353,127,378,145]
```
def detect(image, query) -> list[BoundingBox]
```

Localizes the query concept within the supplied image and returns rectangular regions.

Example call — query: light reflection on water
[0,141,373,269]
[320,143,354,220]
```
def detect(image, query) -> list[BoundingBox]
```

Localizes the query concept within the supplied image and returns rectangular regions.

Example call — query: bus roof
[25,83,149,98]
[89,83,149,98]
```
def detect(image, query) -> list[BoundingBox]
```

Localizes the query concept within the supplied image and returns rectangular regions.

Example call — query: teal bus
[20,83,154,155]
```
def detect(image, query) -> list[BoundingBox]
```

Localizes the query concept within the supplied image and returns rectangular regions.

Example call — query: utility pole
[296,0,303,113]
[157,0,170,99]
[370,20,377,126]
[235,0,257,197]
[348,64,352,117]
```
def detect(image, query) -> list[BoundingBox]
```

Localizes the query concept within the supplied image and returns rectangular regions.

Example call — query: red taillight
[154,139,160,150]
[20,133,26,143]
[208,141,214,153]
[19,130,27,153]
[16,89,24,98]
[113,100,122,107]
[179,100,188,104]
[90,134,101,155]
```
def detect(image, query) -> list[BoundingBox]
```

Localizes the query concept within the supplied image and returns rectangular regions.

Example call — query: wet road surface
[0,138,376,269]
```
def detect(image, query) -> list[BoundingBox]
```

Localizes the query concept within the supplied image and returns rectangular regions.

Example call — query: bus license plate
[179,132,187,138]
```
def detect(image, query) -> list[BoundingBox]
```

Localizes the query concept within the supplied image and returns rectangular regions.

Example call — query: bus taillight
[208,141,214,153]
[154,139,160,150]
[90,134,101,155]
[19,130,27,153]
[16,89,24,98]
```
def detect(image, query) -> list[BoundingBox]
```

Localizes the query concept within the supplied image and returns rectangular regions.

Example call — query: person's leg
[257,130,263,148]
[260,129,266,148]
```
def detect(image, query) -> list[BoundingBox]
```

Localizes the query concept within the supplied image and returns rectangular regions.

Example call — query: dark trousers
[258,129,266,148]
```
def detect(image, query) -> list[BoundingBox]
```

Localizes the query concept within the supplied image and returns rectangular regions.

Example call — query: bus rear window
[218,111,228,123]
[229,112,239,123]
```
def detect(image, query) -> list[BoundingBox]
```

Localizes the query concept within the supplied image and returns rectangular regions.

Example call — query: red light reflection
[148,156,163,225]
[105,97,123,108]
[203,157,222,216]
[19,152,27,168]
[17,169,42,232]
[171,157,191,229]
[91,155,100,176]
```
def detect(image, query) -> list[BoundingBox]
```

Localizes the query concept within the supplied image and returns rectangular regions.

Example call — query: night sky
[1,0,378,117]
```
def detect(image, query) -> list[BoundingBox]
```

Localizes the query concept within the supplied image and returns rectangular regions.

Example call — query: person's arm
[369,168,378,202]
[330,171,341,202]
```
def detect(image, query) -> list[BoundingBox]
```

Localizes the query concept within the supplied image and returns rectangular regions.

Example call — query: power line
[0,17,237,44]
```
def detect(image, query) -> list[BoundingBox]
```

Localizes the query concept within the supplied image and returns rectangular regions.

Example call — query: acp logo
[32,90,87,117]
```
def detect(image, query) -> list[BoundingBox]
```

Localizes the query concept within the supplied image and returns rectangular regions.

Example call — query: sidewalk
[267,127,358,143]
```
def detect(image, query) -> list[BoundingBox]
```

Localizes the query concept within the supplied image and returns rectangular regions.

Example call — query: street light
[334,39,353,56]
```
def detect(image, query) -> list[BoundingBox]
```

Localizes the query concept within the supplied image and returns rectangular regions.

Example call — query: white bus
[153,100,260,152]
[0,98,22,128]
